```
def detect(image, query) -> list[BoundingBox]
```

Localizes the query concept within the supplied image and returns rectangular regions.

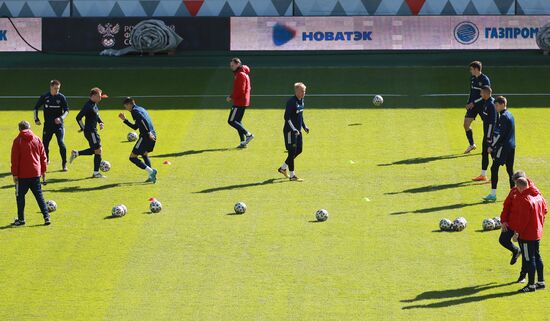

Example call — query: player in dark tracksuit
[277,83,309,182]
[472,86,497,182]
[119,97,158,183]
[484,96,515,202]
[70,88,107,178]
[34,80,69,171]
[464,61,491,154]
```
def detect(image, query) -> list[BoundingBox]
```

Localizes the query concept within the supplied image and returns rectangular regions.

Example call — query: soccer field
[1,107,550,321]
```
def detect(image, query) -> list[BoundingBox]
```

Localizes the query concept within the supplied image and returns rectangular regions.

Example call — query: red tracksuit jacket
[501,179,540,231]
[11,129,47,179]
[514,187,548,241]
[231,65,251,107]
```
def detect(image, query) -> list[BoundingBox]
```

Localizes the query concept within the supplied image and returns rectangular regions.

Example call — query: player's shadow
[401,282,517,309]
[49,182,145,193]
[390,201,485,215]
[152,148,232,158]
[0,172,13,178]
[385,181,484,195]
[378,153,476,166]
[196,178,286,194]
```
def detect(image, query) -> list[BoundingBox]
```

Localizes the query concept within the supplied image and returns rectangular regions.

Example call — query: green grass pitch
[1,106,550,320]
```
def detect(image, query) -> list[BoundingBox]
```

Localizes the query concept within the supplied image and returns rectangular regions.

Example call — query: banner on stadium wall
[42,17,229,52]
[0,18,42,52]
[231,16,550,50]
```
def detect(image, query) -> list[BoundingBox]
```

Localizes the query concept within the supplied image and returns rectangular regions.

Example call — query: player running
[278,82,310,182]
[33,80,69,171]
[118,97,158,183]
[70,88,107,178]
[226,57,254,148]
[483,96,515,202]
[464,61,491,154]
[472,86,497,182]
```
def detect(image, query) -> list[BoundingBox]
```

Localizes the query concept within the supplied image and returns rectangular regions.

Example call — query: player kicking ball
[118,97,158,183]
[70,88,108,178]
[278,82,309,182]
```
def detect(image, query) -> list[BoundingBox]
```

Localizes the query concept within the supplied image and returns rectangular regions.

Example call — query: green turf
[1,107,549,321]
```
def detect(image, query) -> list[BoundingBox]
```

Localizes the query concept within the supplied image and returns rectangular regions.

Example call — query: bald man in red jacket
[11,121,51,226]
[512,177,547,292]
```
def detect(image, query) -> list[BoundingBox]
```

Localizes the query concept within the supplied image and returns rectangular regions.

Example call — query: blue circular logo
[454,21,479,45]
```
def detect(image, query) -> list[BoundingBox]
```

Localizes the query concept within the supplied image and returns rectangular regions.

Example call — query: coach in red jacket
[226,57,254,148]
[11,121,51,226]
[512,177,547,292]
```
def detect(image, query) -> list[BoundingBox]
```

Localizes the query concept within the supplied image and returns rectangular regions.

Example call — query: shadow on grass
[308,220,323,223]
[48,181,146,193]
[401,282,517,309]
[348,123,362,126]
[0,172,12,179]
[103,215,121,220]
[196,178,286,194]
[378,153,476,166]
[390,201,485,215]
[386,181,486,195]
[226,212,243,216]
[152,148,233,158]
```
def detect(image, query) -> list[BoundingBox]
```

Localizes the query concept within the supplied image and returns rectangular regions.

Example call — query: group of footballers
[463,61,548,293]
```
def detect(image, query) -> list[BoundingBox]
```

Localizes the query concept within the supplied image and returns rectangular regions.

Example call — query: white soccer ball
[150,200,162,213]
[112,205,125,217]
[372,95,384,106]
[492,217,502,229]
[99,160,111,172]
[315,209,329,222]
[46,200,57,212]
[127,132,138,142]
[482,218,496,231]
[453,217,467,232]
[118,204,128,215]
[234,202,246,214]
[439,218,452,231]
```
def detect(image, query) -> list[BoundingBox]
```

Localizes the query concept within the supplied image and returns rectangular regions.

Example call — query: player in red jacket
[512,177,548,292]
[10,121,51,226]
[226,57,254,148]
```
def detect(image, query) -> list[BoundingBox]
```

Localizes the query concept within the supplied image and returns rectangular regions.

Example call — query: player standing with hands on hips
[278,82,309,182]
[70,88,108,178]
[226,57,254,149]
[119,97,158,183]
[33,80,69,172]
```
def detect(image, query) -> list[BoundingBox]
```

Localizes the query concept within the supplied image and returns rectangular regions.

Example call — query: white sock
[93,171,99,175]
[481,170,487,176]
[281,163,288,170]
[290,171,295,177]
[491,189,497,196]
[246,132,252,137]
[145,166,154,174]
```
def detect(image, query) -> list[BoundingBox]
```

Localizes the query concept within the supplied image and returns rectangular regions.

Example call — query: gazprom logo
[272,23,296,46]
[0,30,7,41]
[454,21,479,45]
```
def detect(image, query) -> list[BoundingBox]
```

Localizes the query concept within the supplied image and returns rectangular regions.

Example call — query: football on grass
[234,202,246,214]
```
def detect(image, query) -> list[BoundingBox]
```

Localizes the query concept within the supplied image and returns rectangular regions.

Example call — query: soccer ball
[482,218,496,231]
[372,95,384,106]
[315,209,329,222]
[46,200,57,212]
[492,217,502,229]
[118,204,128,215]
[453,217,467,232]
[100,160,111,172]
[127,132,138,142]
[112,205,125,217]
[150,200,162,213]
[439,218,452,231]
[234,202,246,214]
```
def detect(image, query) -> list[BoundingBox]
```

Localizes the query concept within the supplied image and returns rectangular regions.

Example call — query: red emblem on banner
[183,0,204,17]
[405,0,426,16]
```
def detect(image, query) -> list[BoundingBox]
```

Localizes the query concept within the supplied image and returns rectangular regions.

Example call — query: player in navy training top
[464,61,491,154]
[118,97,158,183]
[33,80,69,171]
[278,82,310,182]
[472,86,497,182]
[70,88,107,178]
